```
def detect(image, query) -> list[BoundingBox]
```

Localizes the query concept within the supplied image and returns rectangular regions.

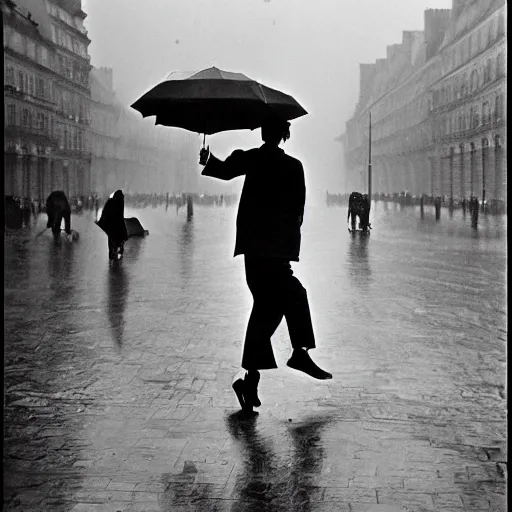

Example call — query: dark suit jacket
[201,144,306,261]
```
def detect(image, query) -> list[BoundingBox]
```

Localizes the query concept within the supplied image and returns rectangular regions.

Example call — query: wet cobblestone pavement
[4,203,507,511]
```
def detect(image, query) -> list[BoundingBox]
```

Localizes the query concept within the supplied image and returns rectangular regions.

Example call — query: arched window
[470,69,479,92]
[482,101,490,125]
[496,53,504,76]
[495,94,503,121]
[483,59,491,82]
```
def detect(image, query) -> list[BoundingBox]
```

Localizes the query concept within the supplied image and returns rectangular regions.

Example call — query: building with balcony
[3,0,92,203]
[341,0,506,209]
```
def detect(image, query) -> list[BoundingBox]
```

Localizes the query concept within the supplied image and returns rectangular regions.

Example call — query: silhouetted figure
[347,191,370,233]
[200,114,332,414]
[470,196,479,228]
[186,194,194,219]
[4,195,23,229]
[97,190,128,261]
[434,196,442,221]
[46,191,72,237]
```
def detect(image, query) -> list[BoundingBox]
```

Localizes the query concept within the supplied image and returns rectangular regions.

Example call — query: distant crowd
[4,191,240,230]
[325,191,506,214]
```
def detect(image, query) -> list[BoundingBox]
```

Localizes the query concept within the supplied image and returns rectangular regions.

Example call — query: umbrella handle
[202,132,206,149]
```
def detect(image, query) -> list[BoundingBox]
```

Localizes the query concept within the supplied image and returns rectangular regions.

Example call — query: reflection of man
[46,191,72,237]
[199,114,332,414]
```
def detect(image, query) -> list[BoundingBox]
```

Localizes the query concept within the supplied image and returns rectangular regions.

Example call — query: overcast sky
[83,0,452,198]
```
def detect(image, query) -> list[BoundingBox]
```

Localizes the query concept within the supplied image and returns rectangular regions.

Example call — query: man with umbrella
[131,67,332,413]
[199,114,332,413]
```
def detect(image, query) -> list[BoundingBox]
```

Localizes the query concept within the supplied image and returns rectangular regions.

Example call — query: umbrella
[130,67,307,145]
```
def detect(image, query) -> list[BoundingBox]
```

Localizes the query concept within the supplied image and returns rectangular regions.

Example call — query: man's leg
[108,237,116,260]
[283,265,332,380]
[63,211,71,235]
[52,212,63,236]
[241,257,285,371]
[350,211,357,231]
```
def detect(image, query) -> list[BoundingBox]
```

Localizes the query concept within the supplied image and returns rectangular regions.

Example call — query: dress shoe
[287,349,332,380]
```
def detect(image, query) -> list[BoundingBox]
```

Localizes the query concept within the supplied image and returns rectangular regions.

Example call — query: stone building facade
[341,0,506,209]
[3,0,92,203]
[429,0,506,209]
[89,67,199,197]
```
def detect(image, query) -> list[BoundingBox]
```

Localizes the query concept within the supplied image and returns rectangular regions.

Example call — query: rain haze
[83,0,452,202]
[4,0,507,510]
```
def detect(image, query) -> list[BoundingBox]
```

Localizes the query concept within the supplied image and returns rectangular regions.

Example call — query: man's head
[261,115,291,146]
[113,190,124,200]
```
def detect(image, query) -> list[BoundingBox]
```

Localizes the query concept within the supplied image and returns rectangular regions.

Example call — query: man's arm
[200,149,249,181]
[288,161,306,226]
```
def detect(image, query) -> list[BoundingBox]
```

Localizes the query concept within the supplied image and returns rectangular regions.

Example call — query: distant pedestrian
[199,114,332,414]
[46,191,72,237]
[97,190,128,261]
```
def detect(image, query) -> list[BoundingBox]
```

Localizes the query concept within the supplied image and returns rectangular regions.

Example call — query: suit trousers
[241,256,316,370]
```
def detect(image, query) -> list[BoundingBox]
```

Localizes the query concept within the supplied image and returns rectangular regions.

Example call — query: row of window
[57,53,89,87]
[4,27,50,67]
[51,24,88,58]
[6,103,50,133]
[6,103,88,152]
[5,63,90,120]
[5,65,52,101]
[442,11,505,76]
[4,28,90,88]
[433,94,504,139]
[433,52,505,108]
[46,0,86,34]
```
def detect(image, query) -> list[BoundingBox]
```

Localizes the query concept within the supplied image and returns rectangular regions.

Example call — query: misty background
[83,0,451,203]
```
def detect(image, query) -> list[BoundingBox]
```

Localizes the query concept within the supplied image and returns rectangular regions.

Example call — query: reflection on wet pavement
[3,204,507,511]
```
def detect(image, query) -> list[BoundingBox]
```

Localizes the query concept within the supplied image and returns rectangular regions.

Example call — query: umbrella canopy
[130,67,307,135]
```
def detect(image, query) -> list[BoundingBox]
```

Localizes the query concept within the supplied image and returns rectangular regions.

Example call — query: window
[27,40,36,60]
[28,74,35,96]
[37,113,44,131]
[36,77,45,98]
[73,62,80,82]
[51,25,57,43]
[7,104,16,125]
[3,26,11,47]
[498,13,504,36]
[495,94,503,121]
[470,69,479,92]
[6,65,15,86]
[496,53,504,76]
[11,31,23,53]
[40,47,49,67]
[484,59,492,83]
[64,126,70,149]
[22,109,30,128]
[17,71,27,91]
[482,101,490,124]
